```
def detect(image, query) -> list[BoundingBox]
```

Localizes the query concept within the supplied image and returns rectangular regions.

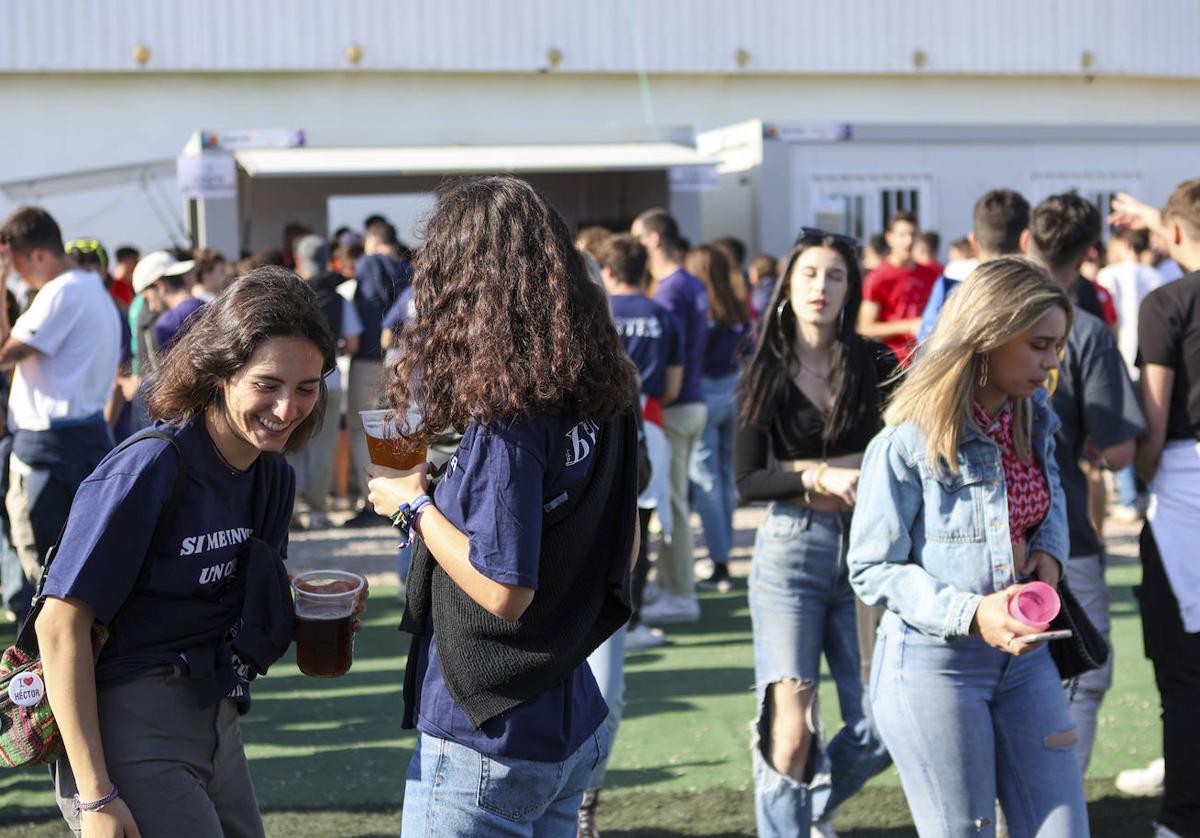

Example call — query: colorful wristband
[74,785,119,812]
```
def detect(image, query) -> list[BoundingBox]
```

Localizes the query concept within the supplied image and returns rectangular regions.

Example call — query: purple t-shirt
[412,414,609,761]
[653,269,709,405]
[154,298,205,354]
[609,294,683,400]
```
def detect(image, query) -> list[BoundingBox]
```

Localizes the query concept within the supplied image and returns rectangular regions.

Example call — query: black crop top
[734,341,899,502]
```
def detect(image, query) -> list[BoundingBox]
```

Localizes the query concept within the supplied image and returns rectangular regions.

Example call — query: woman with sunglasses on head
[364,176,641,837]
[849,257,1088,836]
[735,229,896,837]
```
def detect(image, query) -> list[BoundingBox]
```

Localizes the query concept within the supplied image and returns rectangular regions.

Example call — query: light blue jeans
[689,373,738,567]
[584,623,626,789]
[1115,464,1139,507]
[871,612,1090,837]
[400,727,609,838]
[749,505,890,836]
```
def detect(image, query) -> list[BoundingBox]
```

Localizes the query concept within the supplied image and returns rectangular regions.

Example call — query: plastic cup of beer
[291,570,366,678]
[359,408,427,470]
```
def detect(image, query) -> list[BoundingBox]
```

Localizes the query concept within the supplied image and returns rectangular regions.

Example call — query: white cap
[132,252,195,294]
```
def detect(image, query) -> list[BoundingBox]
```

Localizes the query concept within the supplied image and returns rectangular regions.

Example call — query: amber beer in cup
[291,570,365,678]
[359,408,427,470]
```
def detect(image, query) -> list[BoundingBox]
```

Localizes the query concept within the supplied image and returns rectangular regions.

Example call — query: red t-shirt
[1089,280,1118,327]
[862,260,939,361]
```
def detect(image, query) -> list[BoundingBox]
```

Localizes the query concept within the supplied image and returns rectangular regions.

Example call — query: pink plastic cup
[1008,581,1061,628]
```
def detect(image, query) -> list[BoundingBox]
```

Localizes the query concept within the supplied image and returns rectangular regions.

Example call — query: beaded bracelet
[74,785,119,812]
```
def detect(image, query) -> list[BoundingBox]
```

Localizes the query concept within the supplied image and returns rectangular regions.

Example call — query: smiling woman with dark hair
[365,175,641,837]
[35,268,352,838]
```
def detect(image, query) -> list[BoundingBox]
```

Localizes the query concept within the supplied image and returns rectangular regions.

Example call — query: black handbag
[1048,577,1109,681]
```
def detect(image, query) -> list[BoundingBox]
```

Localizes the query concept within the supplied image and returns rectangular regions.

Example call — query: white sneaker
[641,580,665,606]
[306,511,331,530]
[1115,757,1165,797]
[811,821,838,838]
[639,593,700,625]
[625,623,667,650]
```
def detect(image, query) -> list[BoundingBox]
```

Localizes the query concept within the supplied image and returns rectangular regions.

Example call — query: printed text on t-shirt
[565,420,600,467]
[180,527,253,556]
[613,316,663,339]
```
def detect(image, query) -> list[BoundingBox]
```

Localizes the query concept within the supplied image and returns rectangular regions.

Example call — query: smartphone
[1019,629,1073,644]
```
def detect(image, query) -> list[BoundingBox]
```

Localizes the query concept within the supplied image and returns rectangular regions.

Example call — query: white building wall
[1,70,1197,253]
[4,0,1200,78]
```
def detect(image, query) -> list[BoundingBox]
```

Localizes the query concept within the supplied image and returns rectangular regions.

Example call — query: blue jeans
[585,623,626,789]
[401,728,609,838]
[871,613,1090,837]
[749,505,890,836]
[1115,464,1140,507]
[689,374,738,566]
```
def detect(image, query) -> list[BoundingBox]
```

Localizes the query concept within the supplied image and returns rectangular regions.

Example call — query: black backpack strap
[16,430,189,655]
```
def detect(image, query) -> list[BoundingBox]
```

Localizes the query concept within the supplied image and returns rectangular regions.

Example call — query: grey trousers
[1064,552,1113,774]
[288,388,342,512]
[346,359,386,499]
[657,402,707,598]
[54,667,264,838]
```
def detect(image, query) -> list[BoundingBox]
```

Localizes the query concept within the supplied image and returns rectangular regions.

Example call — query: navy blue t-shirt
[412,414,609,761]
[354,254,412,362]
[382,285,416,333]
[609,294,683,400]
[653,268,709,405]
[703,321,751,379]
[43,416,283,684]
[154,298,205,354]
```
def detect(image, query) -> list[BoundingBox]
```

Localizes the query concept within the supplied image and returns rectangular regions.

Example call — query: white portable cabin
[699,119,1200,258]
[179,130,717,258]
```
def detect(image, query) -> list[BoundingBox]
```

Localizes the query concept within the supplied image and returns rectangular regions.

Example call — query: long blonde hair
[884,255,1071,473]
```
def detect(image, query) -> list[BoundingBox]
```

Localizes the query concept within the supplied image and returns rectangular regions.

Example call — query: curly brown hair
[144,266,337,453]
[388,176,638,440]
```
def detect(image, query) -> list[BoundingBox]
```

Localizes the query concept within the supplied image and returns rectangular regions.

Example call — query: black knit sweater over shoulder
[400,412,639,729]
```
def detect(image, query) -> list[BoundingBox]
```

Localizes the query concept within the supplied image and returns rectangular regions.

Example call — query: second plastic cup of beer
[291,570,366,678]
[359,408,427,470]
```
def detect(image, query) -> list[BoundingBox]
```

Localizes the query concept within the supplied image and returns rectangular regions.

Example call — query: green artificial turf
[0,564,1165,836]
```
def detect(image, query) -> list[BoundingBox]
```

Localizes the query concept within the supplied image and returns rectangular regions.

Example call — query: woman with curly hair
[365,176,642,837]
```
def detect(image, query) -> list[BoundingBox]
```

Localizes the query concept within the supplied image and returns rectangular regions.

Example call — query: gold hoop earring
[977,355,989,388]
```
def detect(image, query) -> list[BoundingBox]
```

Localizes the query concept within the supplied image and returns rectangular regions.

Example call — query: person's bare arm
[342,334,360,357]
[367,464,534,621]
[1108,192,1167,238]
[37,597,142,836]
[857,301,920,339]
[1136,363,1174,482]
[0,336,37,371]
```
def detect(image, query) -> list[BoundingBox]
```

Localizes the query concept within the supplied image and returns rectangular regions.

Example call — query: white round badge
[7,672,45,708]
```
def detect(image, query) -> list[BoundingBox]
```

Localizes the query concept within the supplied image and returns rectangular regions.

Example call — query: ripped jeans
[871,612,1090,837]
[749,505,890,836]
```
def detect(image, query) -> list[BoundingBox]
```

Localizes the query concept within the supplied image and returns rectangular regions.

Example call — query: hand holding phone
[1019,629,1073,644]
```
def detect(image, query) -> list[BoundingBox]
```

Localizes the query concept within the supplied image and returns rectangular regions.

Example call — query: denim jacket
[848,389,1068,641]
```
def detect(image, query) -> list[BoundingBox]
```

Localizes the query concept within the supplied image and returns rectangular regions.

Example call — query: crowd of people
[0,172,1195,838]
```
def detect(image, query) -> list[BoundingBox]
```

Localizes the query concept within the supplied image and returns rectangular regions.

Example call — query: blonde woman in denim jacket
[849,256,1089,837]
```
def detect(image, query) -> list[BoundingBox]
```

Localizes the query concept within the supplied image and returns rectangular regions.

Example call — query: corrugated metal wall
[1,0,1198,77]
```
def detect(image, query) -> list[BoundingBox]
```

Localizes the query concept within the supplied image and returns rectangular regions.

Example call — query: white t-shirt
[1096,260,1163,379]
[9,269,122,430]
[324,298,363,392]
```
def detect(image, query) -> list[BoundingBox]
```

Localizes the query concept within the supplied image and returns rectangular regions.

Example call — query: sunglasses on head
[65,238,108,272]
[793,227,859,250]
